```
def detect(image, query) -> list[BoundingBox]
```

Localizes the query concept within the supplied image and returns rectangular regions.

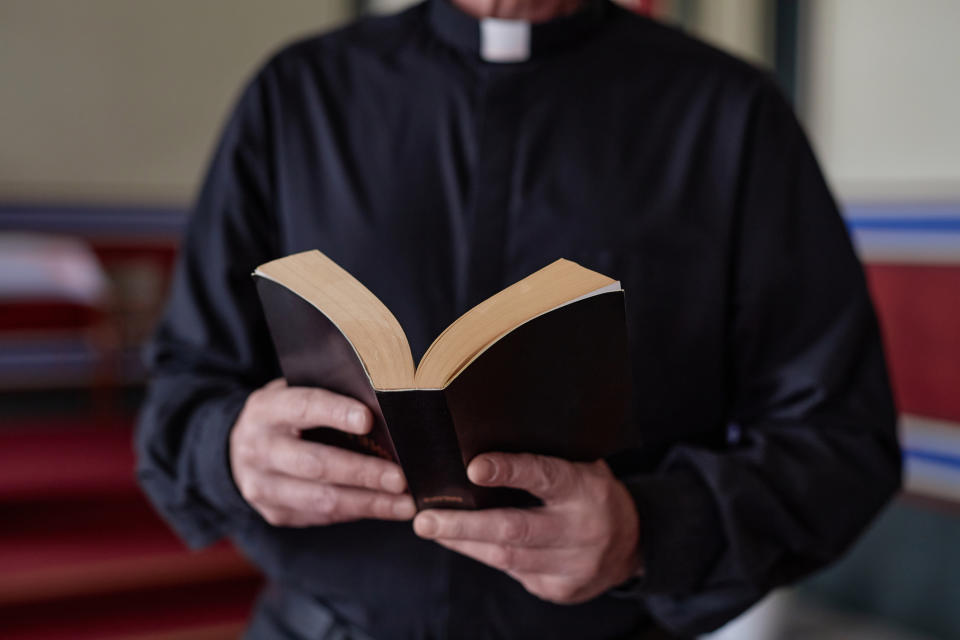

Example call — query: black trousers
[243,584,376,640]
[243,583,686,640]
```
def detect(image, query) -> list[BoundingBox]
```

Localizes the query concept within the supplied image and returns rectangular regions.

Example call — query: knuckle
[260,508,286,526]
[313,486,338,514]
[433,513,452,539]
[355,491,377,516]
[371,495,392,518]
[245,388,265,412]
[327,399,354,429]
[519,575,543,596]
[233,440,259,467]
[572,465,606,504]
[500,513,528,544]
[240,478,264,503]
[579,517,609,545]
[540,457,560,481]
[292,390,313,425]
[588,475,615,504]
[491,545,514,570]
[542,581,578,603]
[247,387,276,419]
[441,516,461,539]
[355,462,381,489]
[498,458,517,484]
[539,457,563,491]
[311,514,334,526]
[295,448,323,478]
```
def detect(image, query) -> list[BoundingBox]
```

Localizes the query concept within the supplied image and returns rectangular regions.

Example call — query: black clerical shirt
[136,1,901,637]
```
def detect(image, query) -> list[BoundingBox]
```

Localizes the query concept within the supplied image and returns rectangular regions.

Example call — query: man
[136,0,902,637]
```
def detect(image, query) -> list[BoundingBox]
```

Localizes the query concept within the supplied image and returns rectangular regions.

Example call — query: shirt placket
[462,66,526,312]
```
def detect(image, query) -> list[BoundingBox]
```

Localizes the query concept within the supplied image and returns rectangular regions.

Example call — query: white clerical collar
[428,0,607,64]
[479,18,531,63]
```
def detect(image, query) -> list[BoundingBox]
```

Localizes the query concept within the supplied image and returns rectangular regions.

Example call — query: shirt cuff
[618,466,724,595]
[137,388,256,549]
[193,389,256,519]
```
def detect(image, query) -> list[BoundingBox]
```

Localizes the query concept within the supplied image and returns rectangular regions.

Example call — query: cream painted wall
[0,0,352,205]
[802,0,960,202]
[690,0,772,68]
[10,1,953,206]
[368,0,774,67]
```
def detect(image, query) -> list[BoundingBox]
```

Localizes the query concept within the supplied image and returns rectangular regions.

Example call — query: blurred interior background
[1,1,957,638]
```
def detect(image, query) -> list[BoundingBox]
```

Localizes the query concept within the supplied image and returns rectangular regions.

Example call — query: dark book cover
[255,276,631,511]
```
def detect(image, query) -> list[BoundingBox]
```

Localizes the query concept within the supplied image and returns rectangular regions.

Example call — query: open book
[254,250,631,510]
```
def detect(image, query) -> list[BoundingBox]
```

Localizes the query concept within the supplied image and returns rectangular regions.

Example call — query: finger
[413,508,566,547]
[266,437,407,493]
[255,505,316,528]
[265,386,373,434]
[467,452,577,501]
[432,538,584,576]
[514,574,593,605]
[257,503,403,529]
[250,474,416,523]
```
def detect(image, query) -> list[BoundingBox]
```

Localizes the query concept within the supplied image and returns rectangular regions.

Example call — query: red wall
[866,264,960,423]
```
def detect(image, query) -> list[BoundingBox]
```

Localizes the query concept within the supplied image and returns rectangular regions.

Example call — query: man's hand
[412,453,641,604]
[230,379,416,526]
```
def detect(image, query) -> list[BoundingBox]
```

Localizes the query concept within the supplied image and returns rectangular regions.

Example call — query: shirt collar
[427,0,608,63]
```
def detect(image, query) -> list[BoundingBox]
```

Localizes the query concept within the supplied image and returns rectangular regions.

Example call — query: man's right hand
[230,378,416,526]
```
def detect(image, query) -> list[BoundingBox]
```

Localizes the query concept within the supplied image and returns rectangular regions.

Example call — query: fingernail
[394,498,416,520]
[468,456,497,484]
[413,513,437,537]
[381,469,405,493]
[348,407,368,431]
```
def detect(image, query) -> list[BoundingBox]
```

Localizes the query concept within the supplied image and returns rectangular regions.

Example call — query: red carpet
[0,415,263,639]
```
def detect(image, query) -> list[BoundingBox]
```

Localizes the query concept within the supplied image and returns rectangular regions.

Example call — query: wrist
[613,476,645,580]
[628,504,645,578]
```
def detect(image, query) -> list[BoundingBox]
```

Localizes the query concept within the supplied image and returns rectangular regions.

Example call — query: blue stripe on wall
[0,203,188,236]
[2,202,960,236]
[844,203,960,233]
[847,218,960,232]
[905,448,960,471]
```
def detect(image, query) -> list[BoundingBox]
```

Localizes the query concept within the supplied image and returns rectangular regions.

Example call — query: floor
[705,590,940,640]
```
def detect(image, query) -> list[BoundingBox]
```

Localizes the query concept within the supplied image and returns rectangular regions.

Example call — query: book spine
[375,390,478,511]
[376,390,541,511]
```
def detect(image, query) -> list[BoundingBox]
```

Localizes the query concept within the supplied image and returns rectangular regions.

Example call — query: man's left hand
[413,453,642,605]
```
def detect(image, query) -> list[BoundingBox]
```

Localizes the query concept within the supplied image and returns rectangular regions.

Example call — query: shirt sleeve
[620,79,902,635]
[134,67,281,548]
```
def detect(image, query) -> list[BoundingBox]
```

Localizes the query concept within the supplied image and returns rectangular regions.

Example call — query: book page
[256,251,416,390]
[415,259,617,389]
